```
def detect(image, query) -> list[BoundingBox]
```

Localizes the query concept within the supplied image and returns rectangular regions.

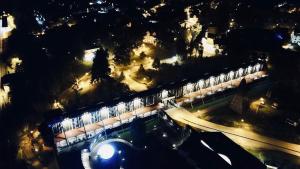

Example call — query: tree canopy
[91,48,111,82]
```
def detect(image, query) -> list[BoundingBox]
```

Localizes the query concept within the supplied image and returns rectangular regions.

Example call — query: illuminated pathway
[112,56,154,92]
[165,108,300,157]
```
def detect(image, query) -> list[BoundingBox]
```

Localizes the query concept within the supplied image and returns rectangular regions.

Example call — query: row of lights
[60,64,262,130]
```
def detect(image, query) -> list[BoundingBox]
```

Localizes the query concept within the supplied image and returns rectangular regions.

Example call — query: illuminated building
[48,62,266,151]
[201,31,223,57]
[0,14,16,53]
[291,30,300,47]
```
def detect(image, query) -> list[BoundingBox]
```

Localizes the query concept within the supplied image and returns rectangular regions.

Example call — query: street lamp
[260,97,265,105]
[256,98,265,113]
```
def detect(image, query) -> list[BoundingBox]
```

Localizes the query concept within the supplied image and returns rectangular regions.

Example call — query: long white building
[49,62,266,151]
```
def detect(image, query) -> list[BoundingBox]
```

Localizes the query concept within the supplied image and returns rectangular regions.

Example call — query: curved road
[166,108,300,157]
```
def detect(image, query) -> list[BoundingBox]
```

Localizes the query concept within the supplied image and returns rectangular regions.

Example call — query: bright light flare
[100,107,109,119]
[218,153,232,165]
[97,144,115,160]
[161,90,168,99]
[62,118,73,130]
[117,102,126,112]
[0,14,16,39]
[83,48,99,62]
[82,113,92,125]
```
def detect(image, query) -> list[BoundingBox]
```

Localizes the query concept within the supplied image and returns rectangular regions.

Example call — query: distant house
[0,14,16,53]
[291,29,300,47]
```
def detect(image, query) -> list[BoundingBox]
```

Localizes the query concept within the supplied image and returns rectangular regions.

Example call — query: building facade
[49,62,265,151]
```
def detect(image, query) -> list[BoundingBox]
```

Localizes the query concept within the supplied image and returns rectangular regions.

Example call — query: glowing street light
[100,107,109,119]
[260,97,265,105]
[238,68,244,78]
[255,63,261,72]
[247,66,252,74]
[209,76,215,87]
[161,90,168,99]
[82,113,92,125]
[62,118,73,131]
[219,74,225,83]
[133,98,141,109]
[186,83,193,93]
[118,102,126,113]
[198,80,204,89]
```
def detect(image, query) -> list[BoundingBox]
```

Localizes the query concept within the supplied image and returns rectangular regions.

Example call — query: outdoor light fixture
[118,102,126,112]
[229,71,234,80]
[62,118,73,130]
[100,107,109,119]
[83,49,98,62]
[247,66,252,74]
[219,74,225,83]
[97,144,115,160]
[255,63,261,72]
[161,90,168,99]
[238,68,244,77]
[209,76,215,86]
[133,98,141,108]
[186,83,193,92]
[82,113,92,125]
[198,80,204,89]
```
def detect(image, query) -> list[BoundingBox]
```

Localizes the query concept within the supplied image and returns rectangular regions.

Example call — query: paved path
[166,108,300,157]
